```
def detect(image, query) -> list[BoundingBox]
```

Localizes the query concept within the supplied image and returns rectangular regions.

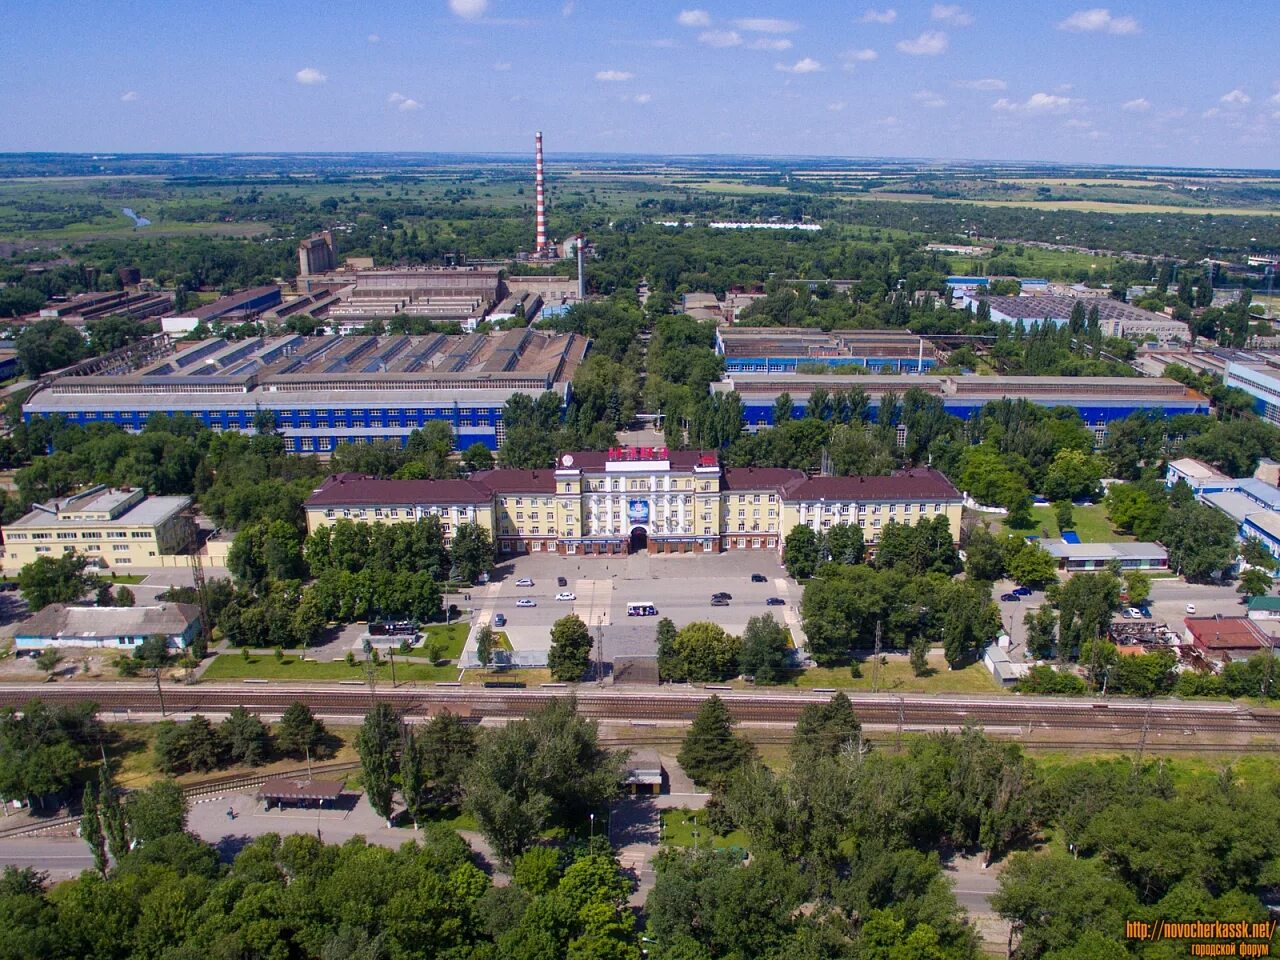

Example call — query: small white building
[983,645,1029,686]
[14,603,202,652]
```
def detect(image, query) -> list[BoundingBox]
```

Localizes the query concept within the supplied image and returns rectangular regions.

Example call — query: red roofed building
[304,449,962,557]
[1183,616,1275,664]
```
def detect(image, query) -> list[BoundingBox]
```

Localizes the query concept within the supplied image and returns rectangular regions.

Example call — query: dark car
[751,573,768,583]
[765,597,785,606]
[1012,586,1033,597]
[999,593,1020,602]
[493,613,506,627]
[1139,606,1153,619]
[711,597,730,607]
[557,576,568,588]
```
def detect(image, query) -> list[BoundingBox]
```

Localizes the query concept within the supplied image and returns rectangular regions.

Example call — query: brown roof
[722,466,807,493]
[257,778,345,801]
[469,469,557,494]
[786,468,960,503]
[559,449,719,471]
[307,473,492,507]
[1184,617,1272,651]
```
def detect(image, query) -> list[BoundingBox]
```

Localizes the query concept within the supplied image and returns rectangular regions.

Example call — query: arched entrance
[629,526,648,553]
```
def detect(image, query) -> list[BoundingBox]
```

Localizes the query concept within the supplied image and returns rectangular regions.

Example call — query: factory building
[305,446,962,557]
[716,328,938,375]
[297,231,338,276]
[967,294,1187,340]
[1226,360,1280,426]
[1167,457,1280,562]
[23,330,587,453]
[161,285,282,334]
[716,373,1208,443]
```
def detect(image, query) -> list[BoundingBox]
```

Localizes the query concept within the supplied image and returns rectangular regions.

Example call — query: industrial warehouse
[22,329,587,452]
[304,445,963,556]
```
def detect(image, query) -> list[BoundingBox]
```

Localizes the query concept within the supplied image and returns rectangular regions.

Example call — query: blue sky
[2,0,1278,168]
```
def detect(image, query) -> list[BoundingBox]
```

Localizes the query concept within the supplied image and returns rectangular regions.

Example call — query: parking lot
[463,550,805,665]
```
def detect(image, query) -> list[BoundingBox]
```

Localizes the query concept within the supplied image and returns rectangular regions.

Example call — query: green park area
[201,654,460,684]
[1000,502,1129,543]
[747,658,1004,695]
[660,808,750,853]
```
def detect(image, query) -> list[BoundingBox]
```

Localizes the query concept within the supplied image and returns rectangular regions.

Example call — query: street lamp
[589,812,595,845]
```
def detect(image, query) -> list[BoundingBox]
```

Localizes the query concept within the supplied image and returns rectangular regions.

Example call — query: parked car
[1127,607,1143,619]
[711,597,730,607]
[516,598,536,607]
[556,592,577,601]
[1012,586,1033,597]
[1139,606,1153,619]
[999,593,1020,602]
[1120,609,1132,619]
[557,576,568,588]
[1186,603,1196,614]
[751,573,768,583]
[515,578,534,587]
[765,597,785,606]
[494,613,506,627]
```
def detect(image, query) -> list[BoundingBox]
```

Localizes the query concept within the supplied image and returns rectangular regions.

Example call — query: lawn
[738,656,1005,694]
[201,654,460,683]
[464,667,554,685]
[417,623,469,660]
[660,808,750,852]
[1000,503,1129,543]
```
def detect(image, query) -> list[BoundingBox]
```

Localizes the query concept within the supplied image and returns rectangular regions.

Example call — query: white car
[1186,603,1196,614]
[515,578,534,587]
[515,598,537,607]
[556,592,577,601]
[1127,607,1142,619]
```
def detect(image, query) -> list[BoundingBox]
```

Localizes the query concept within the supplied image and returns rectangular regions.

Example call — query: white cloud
[844,47,879,62]
[860,8,897,24]
[493,61,512,71]
[631,93,652,104]
[1221,89,1251,105]
[776,57,822,74]
[120,91,138,102]
[992,92,1076,113]
[896,31,948,55]
[828,100,847,112]
[1122,97,1150,111]
[596,70,635,81]
[1271,90,1280,105]
[1202,107,1221,119]
[295,67,327,85]
[914,89,947,108]
[931,4,972,26]
[699,29,742,47]
[388,92,422,111]
[367,33,381,43]
[748,37,792,50]
[448,0,488,20]
[1056,8,1140,35]
[677,9,711,27]
[956,77,1006,91]
[734,17,798,33]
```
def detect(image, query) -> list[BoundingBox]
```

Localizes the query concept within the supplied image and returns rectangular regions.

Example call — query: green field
[417,623,469,660]
[741,657,1004,694]
[1001,503,1129,543]
[201,654,460,683]
[660,808,750,852]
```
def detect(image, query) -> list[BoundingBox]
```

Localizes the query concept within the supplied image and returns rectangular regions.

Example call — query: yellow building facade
[305,447,962,556]
[1,486,193,571]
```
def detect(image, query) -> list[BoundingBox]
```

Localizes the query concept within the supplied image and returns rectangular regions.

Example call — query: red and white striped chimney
[534,131,547,255]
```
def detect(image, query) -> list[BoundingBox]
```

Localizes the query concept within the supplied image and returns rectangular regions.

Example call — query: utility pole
[896,695,905,753]
[597,615,606,685]
[872,619,882,694]
[389,649,398,689]
[363,658,378,708]
[1135,696,1154,764]
[152,667,166,718]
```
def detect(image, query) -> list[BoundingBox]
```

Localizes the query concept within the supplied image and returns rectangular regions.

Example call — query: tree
[417,710,477,818]
[1023,606,1057,660]
[219,706,271,766]
[739,614,790,685]
[656,617,679,682]
[963,526,1008,583]
[1123,570,1151,606]
[1240,536,1278,572]
[1052,571,1122,657]
[451,522,494,584]
[461,442,495,473]
[153,715,223,774]
[17,554,93,610]
[772,392,793,425]
[548,614,594,681]
[1006,543,1058,588]
[1238,567,1274,601]
[677,696,754,788]
[909,637,930,676]
[34,648,62,678]
[275,702,326,759]
[80,781,108,876]
[668,622,741,683]
[1053,499,1074,533]
[782,525,821,580]
[790,692,861,765]
[124,779,188,844]
[1042,449,1106,503]
[1161,500,1238,582]
[356,703,400,827]
[133,633,170,669]
[95,582,114,607]
[113,586,135,608]
[822,522,865,565]
[475,625,496,668]
[941,581,1002,666]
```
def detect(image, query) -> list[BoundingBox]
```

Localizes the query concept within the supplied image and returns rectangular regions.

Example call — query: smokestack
[577,235,586,299]
[535,131,547,255]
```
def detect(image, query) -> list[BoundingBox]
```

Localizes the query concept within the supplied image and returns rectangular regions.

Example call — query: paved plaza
[461,551,806,666]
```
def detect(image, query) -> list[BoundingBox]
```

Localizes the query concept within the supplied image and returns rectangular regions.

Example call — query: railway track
[1,682,1277,739]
